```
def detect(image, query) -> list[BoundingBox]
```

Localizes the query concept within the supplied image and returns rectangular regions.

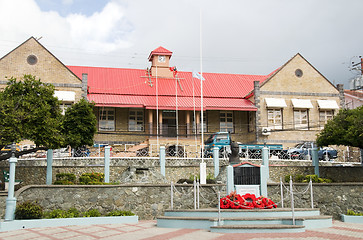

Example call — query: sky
[0,0,363,89]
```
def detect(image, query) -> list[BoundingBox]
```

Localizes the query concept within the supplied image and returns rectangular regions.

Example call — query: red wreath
[219,192,277,209]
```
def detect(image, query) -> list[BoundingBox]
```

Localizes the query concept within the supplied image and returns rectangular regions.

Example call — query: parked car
[1,144,21,153]
[286,142,338,161]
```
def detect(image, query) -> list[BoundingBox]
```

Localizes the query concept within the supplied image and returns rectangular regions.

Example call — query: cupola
[148,46,174,78]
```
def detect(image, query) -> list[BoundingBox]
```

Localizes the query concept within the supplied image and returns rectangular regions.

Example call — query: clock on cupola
[148,46,174,78]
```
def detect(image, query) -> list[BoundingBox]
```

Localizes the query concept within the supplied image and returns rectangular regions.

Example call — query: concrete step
[157,215,332,230]
[164,208,322,218]
[215,215,332,229]
[210,224,305,233]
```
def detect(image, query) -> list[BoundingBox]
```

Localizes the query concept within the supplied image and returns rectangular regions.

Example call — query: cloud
[0,0,133,54]
[62,0,73,5]
[66,1,133,53]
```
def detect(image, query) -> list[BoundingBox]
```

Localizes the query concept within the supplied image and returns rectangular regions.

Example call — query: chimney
[82,73,88,100]
[337,84,345,109]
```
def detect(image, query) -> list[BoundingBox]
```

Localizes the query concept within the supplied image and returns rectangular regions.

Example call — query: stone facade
[0,37,83,101]
[248,54,342,148]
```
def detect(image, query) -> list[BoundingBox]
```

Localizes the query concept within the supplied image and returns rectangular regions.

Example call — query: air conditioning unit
[261,127,271,136]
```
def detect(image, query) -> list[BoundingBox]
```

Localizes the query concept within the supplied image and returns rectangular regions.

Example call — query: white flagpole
[199,7,206,185]
[175,74,179,150]
[156,66,159,149]
[193,75,197,156]
[200,8,204,160]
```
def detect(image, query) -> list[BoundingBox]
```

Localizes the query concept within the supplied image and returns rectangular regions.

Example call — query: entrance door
[162,111,177,137]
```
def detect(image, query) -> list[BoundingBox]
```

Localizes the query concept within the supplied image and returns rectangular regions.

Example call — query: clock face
[158,55,166,63]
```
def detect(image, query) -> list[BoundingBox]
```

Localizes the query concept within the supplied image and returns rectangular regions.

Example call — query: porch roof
[89,94,257,111]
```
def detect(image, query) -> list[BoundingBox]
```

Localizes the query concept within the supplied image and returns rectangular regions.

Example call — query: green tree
[0,75,63,159]
[62,98,97,149]
[316,106,363,149]
[0,75,97,160]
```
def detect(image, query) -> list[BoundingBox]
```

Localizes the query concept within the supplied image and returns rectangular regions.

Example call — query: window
[319,110,334,129]
[192,111,207,133]
[267,109,283,129]
[27,55,38,65]
[129,109,144,131]
[220,111,234,133]
[60,103,72,115]
[99,108,115,131]
[294,109,309,130]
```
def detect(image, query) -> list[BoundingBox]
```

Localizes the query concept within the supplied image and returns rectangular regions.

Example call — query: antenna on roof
[36,36,43,41]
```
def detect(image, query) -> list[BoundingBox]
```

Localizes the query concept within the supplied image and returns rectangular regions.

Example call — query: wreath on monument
[220,191,277,209]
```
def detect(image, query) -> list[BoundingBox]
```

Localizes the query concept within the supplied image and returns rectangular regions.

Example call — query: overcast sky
[0,0,362,89]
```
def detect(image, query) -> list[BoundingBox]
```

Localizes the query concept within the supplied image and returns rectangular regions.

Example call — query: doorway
[162,111,177,137]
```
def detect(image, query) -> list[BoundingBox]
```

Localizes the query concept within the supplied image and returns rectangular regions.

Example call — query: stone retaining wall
[0,158,362,187]
[1,183,362,220]
[268,183,363,220]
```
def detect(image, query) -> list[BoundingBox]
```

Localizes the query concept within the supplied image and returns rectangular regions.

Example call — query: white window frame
[129,109,144,132]
[99,108,115,131]
[220,111,234,133]
[267,108,283,130]
[319,110,334,129]
[294,109,309,130]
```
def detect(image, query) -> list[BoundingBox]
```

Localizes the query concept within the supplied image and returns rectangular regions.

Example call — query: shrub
[44,208,81,218]
[54,173,76,185]
[82,209,101,217]
[15,201,43,219]
[44,209,68,218]
[284,174,332,183]
[107,210,135,216]
[79,172,104,185]
[67,207,81,217]
[347,209,363,216]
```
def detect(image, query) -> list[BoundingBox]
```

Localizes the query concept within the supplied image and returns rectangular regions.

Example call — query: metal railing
[16,144,362,163]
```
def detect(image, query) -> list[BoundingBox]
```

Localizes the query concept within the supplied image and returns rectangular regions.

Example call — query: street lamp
[4,143,18,221]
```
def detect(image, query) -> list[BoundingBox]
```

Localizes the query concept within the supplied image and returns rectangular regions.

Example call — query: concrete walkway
[0,220,362,240]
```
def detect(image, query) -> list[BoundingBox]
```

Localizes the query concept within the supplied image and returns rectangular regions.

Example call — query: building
[344,89,363,109]
[0,37,344,149]
[0,37,86,115]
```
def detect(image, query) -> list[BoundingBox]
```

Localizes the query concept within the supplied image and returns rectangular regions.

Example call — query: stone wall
[13,184,220,220]
[268,183,363,220]
[1,183,362,220]
[0,158,362,187]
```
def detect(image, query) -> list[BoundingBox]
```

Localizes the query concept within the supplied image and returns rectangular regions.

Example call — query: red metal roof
[148,46,173,61]
[67,65,270,111]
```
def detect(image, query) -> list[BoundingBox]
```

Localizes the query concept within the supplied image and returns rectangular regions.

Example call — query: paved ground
[0,220,362,240]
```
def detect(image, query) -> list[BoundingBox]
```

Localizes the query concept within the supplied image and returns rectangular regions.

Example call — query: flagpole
[200,8,204,162]
[199,7,206,185]
[175,74,179,151]
[192,75,197,157]
[156,66,159,149]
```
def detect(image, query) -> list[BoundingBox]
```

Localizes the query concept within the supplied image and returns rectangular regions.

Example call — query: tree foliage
[0,75,63,149]
[0,75,97,160]
[62,98,97,148]
[316,106,363,149]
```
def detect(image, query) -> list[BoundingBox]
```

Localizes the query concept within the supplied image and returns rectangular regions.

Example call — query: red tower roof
[148,46,173,61]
